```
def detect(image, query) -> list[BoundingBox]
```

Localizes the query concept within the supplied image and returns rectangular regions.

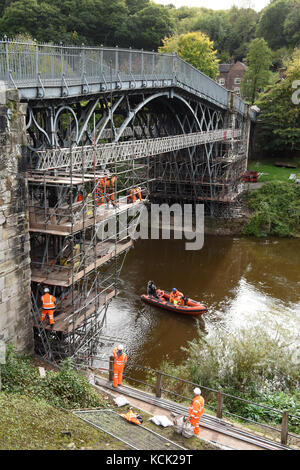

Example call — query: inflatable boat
[141,290,207,316]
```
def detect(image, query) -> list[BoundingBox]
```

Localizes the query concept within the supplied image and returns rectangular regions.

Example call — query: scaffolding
[28,144,148,363]
[148,113,250,217]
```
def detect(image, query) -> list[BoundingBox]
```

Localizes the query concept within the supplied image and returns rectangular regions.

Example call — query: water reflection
[98,236,300,371]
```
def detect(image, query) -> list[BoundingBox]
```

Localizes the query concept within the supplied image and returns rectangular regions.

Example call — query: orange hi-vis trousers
[40,309,55,325]
[189,417,200,435]
[113,363,124,387]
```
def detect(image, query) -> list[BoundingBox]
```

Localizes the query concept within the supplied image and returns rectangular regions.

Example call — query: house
[217,60,247,96]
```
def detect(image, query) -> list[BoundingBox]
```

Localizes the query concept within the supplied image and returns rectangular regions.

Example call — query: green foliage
[1,345,105,409]
[159,31,219,80]
[283,0,300,49]
[254,48,300,157]
[125,4,175,50]
[256,0,290,50]
[157,326,300,432]
[0,393,127,450]
[243,182,300,237]
[241,38,273,103]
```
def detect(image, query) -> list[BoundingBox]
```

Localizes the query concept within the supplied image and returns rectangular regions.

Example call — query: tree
[125,4,175,50]
[159,32,219,80]
[256,0,290,50]
[254,49,300,157]
[0,0,67,42]
[241,38,272,104]
[125,0,149,15]
[226,6,258,60]
[192,11,231,59]
[283,0,300,48]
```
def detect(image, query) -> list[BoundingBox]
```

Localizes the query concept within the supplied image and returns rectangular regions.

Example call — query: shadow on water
[97,235,300,377]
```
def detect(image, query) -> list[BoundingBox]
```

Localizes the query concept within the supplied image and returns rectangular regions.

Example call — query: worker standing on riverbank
[112,344,127,388]
[188,387,204,436]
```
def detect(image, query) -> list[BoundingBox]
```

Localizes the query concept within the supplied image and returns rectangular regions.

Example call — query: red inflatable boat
[141,290,207,316]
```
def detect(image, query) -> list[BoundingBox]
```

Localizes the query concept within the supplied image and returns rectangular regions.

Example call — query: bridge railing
[0,37,241,112]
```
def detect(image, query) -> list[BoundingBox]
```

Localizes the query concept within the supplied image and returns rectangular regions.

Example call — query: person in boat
[156,288,165,299]
[169,287,183,305]
[179,295,189,306]
[147,280,157,297]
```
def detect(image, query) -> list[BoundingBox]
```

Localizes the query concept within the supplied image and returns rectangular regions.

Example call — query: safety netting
[73,409,185,450]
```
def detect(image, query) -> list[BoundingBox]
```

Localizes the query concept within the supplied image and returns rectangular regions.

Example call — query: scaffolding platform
[34,288,116,333]
[31,238,133,287]
[29,199,145,235]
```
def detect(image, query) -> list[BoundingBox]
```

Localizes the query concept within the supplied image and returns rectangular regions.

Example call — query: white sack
[114,395,130,407]
[149,415,173,427]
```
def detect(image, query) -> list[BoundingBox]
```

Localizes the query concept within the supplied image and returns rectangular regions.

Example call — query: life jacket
[156,289,164,298]
[120,409,141,425]
[169,290,183,303]
[128,188,136,203]
[41,293,56,310]
[189,395,204,420]
[134,187,142,201]
[113,347,127,367]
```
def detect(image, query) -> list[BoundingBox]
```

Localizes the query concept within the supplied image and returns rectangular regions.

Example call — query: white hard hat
[194,387,201,395]
[44,287,49,293]
[117,344,124,350]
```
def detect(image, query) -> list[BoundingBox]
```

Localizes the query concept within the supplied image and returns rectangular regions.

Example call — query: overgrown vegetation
[1,344,105,409]
[0,393,129,450]
[254,48,300,158]
[242,182,300,237]
[158,327,300,433]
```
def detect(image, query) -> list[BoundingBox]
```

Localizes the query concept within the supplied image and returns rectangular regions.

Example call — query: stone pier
[0,89,33,353]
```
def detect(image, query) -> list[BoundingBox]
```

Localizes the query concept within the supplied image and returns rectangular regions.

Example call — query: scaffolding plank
[30,239,133,287]
[29,199,145,235]
[73,410,185,450]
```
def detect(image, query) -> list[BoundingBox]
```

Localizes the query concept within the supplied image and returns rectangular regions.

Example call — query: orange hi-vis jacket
[120,409,140,425]
[188,394,204,420]
[169,290,183,304]
[41,293,56,310]
[112,347,127,368]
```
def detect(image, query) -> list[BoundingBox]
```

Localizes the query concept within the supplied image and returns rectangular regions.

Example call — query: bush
[158,326,300,432]
[243,182,300,237]
[1,345,105,409]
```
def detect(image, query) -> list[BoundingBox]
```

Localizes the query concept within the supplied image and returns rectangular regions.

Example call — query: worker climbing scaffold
[40,287,56,327]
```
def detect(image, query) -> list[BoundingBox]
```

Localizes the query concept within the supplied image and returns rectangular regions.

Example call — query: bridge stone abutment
[0,89,33,353]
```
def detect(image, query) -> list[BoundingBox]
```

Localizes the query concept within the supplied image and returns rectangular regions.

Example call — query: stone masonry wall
[0,89,33,353]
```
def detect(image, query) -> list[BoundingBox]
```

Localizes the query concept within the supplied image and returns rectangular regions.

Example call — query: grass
[248,159,300,182]
[0,393,129,450]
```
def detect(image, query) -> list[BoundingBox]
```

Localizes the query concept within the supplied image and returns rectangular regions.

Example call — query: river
[98,235,300,373]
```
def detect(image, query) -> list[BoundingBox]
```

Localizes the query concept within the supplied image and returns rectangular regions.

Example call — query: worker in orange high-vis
[134,187,142,201]
[120,408,143,425]
[96,177,106,206]
[169,287,183,305]
[188,387,204,436]
[40,287,56,327]
[112,344,127,388]
[107,175,117,205]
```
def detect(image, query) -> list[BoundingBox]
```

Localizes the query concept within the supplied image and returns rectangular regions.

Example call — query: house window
[219,78,225,86]
[234,77,241,85]
[234,87,240,95]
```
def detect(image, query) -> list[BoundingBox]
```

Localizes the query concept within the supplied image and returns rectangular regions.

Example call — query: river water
[99,236,300,372]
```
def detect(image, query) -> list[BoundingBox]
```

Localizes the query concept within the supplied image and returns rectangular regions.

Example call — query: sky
[157,0,271,12]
